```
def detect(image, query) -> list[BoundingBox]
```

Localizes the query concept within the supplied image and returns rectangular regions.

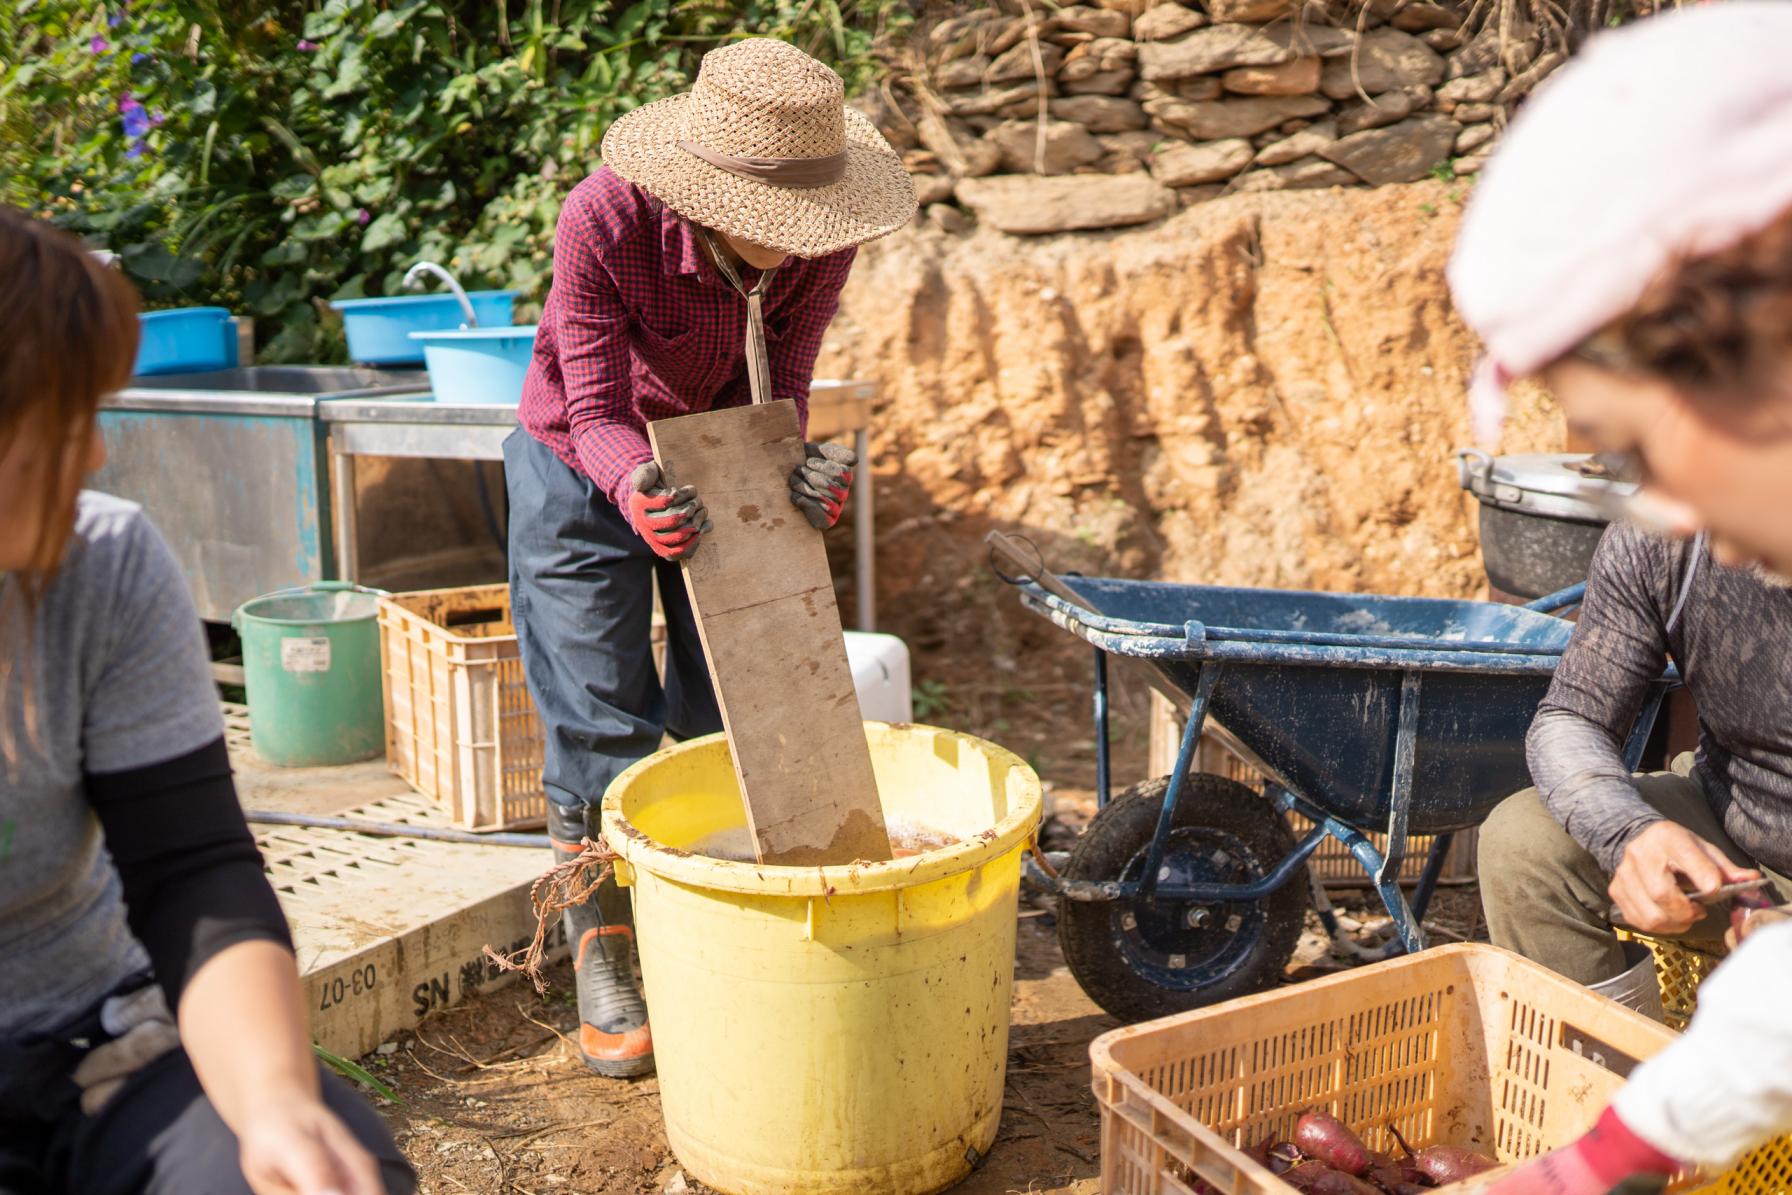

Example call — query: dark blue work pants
[503,429,721,813]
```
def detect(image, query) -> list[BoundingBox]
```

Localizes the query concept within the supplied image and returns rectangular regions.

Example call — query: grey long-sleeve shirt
[1526,522,1792,876]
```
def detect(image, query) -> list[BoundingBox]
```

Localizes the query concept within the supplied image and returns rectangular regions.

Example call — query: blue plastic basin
[330,291,516,366]
[409,326,537,404]
[134,307,239,376]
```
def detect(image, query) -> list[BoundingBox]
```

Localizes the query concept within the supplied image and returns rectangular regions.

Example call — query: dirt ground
[366,747,1488,1195]
[368,905,1113,1195]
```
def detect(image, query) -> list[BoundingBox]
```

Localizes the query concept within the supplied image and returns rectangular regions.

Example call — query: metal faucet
[402,261,478,328]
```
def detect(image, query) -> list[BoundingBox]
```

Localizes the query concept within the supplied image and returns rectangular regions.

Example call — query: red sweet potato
[1244,1138,1306,1175]
[1282,1162,1382,1195]
[1294,1113,1375,1177]
[1268,1142,1304,1175]
[1414,1145,1497,1184]
[1363,1151,1409,1191]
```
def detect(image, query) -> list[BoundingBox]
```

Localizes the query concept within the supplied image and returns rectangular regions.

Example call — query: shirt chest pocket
[631,318,702,391]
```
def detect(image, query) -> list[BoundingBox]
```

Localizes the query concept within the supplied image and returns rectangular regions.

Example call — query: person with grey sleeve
[1477,525,1792,998]
[0,208,413,1195]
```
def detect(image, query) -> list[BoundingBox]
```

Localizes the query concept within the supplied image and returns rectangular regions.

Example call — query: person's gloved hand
[625,462,710,560]
[1483,1108,1679,1194]
[789,441,855,530]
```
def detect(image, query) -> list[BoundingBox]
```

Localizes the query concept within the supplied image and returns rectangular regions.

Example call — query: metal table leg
[853,427,873,632]
[331,444,359,582]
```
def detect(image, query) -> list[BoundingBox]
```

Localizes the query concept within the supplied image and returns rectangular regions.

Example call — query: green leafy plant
[912,678,951,720]
[314,1042,402,1103]
[3,0,910,362]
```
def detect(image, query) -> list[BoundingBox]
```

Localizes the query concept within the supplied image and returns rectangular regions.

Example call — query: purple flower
[131,51,151,65]
[357,209,372,226]
[150,110,165,126]
[108,9,124,26]
[126,139,146,159]
[119,94,150,139]
[90,34,111,53]
[296,39,320,51]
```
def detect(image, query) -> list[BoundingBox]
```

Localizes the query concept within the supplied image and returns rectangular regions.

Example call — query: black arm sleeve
[85,737,293,1012]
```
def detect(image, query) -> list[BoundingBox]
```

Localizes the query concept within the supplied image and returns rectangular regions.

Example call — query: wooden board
[648,400,890,865]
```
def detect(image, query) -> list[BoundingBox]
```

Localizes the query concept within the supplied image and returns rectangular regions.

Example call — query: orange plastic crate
[378,585,546,831]
[1089,943,1768,1193]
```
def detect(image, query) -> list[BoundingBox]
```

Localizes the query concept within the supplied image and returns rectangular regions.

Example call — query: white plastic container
[844,631,913,723]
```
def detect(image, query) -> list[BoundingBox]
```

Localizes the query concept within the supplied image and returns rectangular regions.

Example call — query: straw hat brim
[602,95,918,259]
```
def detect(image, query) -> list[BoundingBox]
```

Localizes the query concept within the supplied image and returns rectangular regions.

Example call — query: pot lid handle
[1456,447,1494,492]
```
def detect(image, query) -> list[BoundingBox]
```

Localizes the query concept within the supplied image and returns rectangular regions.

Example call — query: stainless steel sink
[118,365,430,410]
[98,365,433,620]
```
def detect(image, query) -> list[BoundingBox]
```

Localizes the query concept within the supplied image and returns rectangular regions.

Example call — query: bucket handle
[231,580,393,632]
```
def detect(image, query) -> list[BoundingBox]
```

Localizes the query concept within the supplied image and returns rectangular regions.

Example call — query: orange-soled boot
[548,803,654,1078]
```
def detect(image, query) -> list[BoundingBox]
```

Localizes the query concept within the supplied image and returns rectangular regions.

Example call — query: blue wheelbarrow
[989,533,1667,1023]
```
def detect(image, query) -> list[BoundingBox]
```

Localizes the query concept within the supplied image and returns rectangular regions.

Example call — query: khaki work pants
[1478,754,1792,985]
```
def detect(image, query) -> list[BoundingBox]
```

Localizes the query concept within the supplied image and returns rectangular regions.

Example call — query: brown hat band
[678,141,847,189]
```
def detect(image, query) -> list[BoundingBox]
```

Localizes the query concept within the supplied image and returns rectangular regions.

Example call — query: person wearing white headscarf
[1450,4,1792,1190]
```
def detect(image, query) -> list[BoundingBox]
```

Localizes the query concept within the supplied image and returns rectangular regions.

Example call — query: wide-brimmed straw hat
[602,38,917,259]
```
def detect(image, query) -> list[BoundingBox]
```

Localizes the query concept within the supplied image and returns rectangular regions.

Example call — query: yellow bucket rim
[599,722,1043,898]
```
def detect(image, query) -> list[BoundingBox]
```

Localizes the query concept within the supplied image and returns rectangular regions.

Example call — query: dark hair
[0,207,142,759]
[1592,206,1792,409]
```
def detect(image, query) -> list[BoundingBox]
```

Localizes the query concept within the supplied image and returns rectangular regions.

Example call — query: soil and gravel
[369,904,1113,1195]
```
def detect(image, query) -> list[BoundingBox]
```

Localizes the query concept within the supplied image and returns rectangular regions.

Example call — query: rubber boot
[547,802,653,1077]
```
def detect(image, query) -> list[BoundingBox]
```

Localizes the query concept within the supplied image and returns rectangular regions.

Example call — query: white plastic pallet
[226,706,563,1059]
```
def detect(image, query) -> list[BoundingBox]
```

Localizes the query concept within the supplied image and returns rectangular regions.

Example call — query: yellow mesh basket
[1621,932,1792,1194]
[1617,930,1727,1032]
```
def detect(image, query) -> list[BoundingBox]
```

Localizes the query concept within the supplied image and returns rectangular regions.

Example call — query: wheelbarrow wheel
[1058,773,1308,1023]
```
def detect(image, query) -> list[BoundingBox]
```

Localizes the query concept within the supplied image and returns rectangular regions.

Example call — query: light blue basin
[409,326,537,404]
[330,291,516,366]
[134,307,239,376]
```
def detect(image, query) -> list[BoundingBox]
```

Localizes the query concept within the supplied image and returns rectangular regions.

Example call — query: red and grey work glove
[625,462,710,560]
[788,441,855,530]
[1484,1108,1679,1195]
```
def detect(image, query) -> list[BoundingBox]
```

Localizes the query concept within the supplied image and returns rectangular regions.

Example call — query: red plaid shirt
[519,166,857,508]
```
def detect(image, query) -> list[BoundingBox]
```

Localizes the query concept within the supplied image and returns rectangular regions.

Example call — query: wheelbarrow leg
[1137,665,1221,907]
[1622,683,1672,772]
[1093,648,1112,809]
[1374,673,1427,955]
[1410,832,1454,924]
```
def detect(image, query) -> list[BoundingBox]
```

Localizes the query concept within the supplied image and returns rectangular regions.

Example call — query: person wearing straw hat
[505,37,916,1079]
[1448,5,1792,1190]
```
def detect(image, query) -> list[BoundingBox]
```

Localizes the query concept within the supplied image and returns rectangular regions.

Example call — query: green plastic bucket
[233,581,388,768]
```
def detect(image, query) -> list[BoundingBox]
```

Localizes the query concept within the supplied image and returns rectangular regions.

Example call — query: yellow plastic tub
[601,722,1043,1195]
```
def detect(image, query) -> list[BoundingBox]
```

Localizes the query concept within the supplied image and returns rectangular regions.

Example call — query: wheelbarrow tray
[1026,576,1576,835]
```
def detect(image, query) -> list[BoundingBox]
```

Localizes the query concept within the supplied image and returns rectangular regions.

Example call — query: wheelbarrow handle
[985,531,1097,613]
[987,530,1196,716]
[1523,582,1587,614]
